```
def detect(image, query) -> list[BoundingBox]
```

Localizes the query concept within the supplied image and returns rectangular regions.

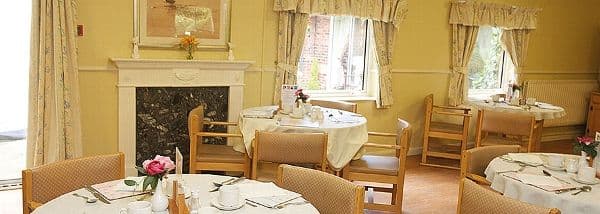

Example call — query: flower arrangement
[179,34,198,60]
[295,89,309,103]
[574,136,599,159]
[124,155,175,191]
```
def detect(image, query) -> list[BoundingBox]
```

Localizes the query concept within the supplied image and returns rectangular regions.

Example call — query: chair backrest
[457,178,560,214]
[188,105,205,138]
[461,145,520,182]
[253,131,327,166]
[22,153,125,209]
[310,99,357,113]
[277,164,364,214]
[396,118,411,158]
[478,109,535,136]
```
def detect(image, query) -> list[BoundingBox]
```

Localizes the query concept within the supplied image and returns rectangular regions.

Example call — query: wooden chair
[252,131,328,181]
[457,178,561,214]
[342,118,411,213]
[460,145,521,185]
[475,109,538,152]
[22,153,125,214]
[277,164,364,214]
[421,94,471,169]
[188,105,250,177]
[310,99,358,113]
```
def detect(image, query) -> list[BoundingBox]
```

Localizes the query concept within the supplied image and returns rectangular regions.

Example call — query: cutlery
[555,187,578,194]
[245,201,258,207]
[84,186,111,204]
[542,170,572,185]
[209,177,245,192]
[72,193,97,203]
[275,200,309,209]
[212,178,236,187]
[572,185,592,195]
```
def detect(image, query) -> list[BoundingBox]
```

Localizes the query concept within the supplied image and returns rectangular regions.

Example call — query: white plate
[571,176,600,185]
[543,164,565,171]
[211,198,245,211]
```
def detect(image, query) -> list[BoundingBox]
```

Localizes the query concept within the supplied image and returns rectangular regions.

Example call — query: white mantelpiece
[110,58,253,176]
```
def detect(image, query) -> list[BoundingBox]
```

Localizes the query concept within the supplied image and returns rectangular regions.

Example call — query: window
[467,26,515,98]
[296,15,376,97]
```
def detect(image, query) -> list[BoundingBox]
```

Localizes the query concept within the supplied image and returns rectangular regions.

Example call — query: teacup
[565,159,578,173]
[547,155,564,168]
[219,185,240,207]
[120,201,152,214]
[578,166,596,182]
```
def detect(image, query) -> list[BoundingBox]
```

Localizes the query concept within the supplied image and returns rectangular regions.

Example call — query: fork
[275,200,309,209]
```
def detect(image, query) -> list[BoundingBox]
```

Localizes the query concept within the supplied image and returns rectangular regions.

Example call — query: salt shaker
[188,190,201,214]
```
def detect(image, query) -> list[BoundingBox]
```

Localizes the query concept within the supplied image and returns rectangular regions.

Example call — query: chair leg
[421,136,430,164]
[391,184,397,205]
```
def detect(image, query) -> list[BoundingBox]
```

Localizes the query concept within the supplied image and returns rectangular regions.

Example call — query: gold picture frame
[134,0,230,49]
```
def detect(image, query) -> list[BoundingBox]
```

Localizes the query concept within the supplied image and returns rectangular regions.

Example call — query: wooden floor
[0,140,572,214]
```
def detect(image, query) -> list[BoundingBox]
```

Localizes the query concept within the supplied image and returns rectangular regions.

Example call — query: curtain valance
[449,1,540,29]
[274,0,408,27]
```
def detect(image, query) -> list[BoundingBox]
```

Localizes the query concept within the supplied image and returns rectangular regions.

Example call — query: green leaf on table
[124,179,137,186]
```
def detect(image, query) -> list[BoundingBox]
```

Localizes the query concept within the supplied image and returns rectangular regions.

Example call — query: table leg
[534,120,545,152]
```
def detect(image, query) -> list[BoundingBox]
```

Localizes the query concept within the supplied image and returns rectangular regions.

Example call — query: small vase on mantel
[151,179,169,213]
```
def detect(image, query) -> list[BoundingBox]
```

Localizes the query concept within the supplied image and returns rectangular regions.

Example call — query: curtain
[372,21,396,108]
[501,29,532,83]
[448,25,479,106]
[272,0,408,107]
[28,0,82,167]
[272,12,310,104]
[449,1,540,30]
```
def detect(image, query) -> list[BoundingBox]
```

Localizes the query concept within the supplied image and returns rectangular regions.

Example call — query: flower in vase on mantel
[573,136,599,160]
[124,155,175,191]
[179,33,198,60]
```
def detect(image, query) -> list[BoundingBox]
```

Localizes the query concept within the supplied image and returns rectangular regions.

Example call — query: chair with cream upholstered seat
[22,153,125,214]
[251,131,328,181]
[460,145,521,185]
[457,178,561,214]
[475,109,538,152]
[421,94,471,169]
[277,164,364,214]
[342,118,411,213]
[310,99,358,113]
[188,105,251,177]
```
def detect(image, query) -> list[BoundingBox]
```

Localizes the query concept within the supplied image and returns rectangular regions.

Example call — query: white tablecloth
[468,101,566,120]
[33,174,318,214]
[237,106,368,170]
[485,153,600,214]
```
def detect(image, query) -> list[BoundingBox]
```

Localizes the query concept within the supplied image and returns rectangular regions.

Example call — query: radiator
[524,79,599,127]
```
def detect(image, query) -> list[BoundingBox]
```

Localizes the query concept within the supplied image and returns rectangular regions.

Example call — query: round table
[237,106,368,170]
[33,174,318,214]
[485,153,600,214]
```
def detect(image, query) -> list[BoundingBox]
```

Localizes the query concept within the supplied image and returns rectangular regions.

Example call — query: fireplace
[111,58,253,176]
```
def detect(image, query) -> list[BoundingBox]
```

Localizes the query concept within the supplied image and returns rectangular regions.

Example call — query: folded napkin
[238,182,302,208]
[536,102,562,110]
[516,173,562,188]
[243,107,277,119]
[494,160,523,173]
[507,153,544,166]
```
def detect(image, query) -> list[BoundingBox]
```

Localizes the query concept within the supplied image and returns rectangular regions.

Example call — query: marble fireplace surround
[110,58,253,176]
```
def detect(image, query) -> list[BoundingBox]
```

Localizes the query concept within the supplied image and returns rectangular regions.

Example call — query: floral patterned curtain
[28,0,82,167]
[447,1,539,106]
[272,0,408,107]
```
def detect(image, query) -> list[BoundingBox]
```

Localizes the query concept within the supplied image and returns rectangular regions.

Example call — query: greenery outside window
[467,26,516,100]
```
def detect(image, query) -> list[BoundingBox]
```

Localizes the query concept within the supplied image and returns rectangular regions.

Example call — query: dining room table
[484,152,600,214]
[235,105,368,171]
[469,100,566,151]
[32,174,319,214]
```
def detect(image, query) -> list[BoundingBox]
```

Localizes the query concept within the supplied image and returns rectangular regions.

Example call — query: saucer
[288,113,304,119]
[211,198,245,211]
[571,176,600,185]
[543,164,565,171]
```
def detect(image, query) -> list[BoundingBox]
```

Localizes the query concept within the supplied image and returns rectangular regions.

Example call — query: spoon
[72,193,98,203]
[572,185,592,195]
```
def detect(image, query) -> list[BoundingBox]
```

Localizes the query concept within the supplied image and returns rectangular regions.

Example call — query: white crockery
[578,166,596,182]
[565,158,579,173]
[547,155,564,167]
[219,185,240,208]
[119,201,152,214]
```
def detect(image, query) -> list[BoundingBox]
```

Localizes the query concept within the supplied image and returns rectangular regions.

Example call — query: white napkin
[236,182,299,198]
[507,153,544,165]
[114,176,145,192]
[516,173,562,187]
[536,102,562,110]
[494,160,522,173]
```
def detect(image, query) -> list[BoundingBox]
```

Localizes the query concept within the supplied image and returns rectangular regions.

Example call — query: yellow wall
[77,0,600,155]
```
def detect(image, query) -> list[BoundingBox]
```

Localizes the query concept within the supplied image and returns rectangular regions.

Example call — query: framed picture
[134,0,230,49]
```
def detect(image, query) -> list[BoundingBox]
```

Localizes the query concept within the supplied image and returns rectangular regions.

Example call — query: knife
[555,187,579,194]
[85,186,111,204]
[209,177,245,192]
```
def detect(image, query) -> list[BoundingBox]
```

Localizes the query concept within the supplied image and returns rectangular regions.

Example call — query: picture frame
[134,0,230,49]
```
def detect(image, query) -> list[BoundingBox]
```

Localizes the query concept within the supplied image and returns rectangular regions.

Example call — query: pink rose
[154,155,175,172]
[295,89,303,96]
[143,160,165,175]
[577,136,594,145]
